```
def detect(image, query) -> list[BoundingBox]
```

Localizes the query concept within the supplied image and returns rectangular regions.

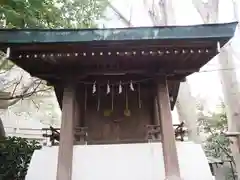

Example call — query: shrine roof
[0,22,237,80]
[0,22,237,44]
[0,22,237,110]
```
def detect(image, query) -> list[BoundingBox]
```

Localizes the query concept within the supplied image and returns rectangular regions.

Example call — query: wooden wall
[76,85,155,144]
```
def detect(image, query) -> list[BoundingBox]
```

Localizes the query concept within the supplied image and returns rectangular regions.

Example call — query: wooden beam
[224,132,240,153]
[74,87,82,128]
[154,96,160,125]
[56,85,75,180]
[74,92,83,143]
[156,77,181,180]
[224,131,240,137]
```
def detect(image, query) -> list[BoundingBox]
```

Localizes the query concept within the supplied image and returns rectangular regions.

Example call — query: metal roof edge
[0,22,237,44]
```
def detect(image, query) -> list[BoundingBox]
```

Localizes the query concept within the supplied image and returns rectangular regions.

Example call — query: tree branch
[107,1,133,27]
[2,82,49,101]
[208,0,219,23]
[232,0,239,21]
[191,0,208,23]
[143,0,176,26]
[191,0,219,23]
[159,0,176,25]
[143,0,162,25]
[11,75,23,97]
[0,49,52,108]
[0,78,51,109]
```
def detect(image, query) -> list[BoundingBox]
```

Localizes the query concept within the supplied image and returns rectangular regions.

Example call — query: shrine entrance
[65,77,178,144]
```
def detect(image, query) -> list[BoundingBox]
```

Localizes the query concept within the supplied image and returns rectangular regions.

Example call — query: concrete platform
[26,142,213,180]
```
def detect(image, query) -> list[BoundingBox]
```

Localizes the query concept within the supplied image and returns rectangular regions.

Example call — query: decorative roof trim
[0,22,237,44]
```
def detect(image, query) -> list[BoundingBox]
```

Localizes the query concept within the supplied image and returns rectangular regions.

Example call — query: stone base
[165,175,183,180]
[26,142,213,180]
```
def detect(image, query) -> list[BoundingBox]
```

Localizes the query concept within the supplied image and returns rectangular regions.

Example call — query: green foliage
[0,0,108,109]
[197,101,236,179]
[0,0,108,28]
[0,136,42,180]
[204,132,231,160]
[197,102,232,160]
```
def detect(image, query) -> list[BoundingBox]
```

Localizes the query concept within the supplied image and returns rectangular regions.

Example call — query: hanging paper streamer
[217,41,221,52]
[119,81,122,94]
[107,81,110,94]
[92,81,96,94]
[129,80,134,91]
[6,47,10,58]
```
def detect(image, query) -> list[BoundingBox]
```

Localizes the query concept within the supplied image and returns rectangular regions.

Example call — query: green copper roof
[0,22,237,44]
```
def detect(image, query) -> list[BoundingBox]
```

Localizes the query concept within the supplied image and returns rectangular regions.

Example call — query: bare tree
[0,54,51,105]
[0,51,51,136]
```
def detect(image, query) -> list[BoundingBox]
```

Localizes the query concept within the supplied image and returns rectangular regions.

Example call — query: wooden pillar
[153,96,161,139]
[56,85,75,180]
[156,77,181,180]
[74,97,81,127]
[154,96,160,125]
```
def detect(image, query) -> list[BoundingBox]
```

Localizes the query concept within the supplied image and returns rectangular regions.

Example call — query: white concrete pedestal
[26,142,212,180]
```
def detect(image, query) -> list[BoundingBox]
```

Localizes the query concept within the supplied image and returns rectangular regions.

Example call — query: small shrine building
[0,22,237,180]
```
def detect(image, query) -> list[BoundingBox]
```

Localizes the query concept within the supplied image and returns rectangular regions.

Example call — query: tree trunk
[0,118,5,137]
[219,47,240,179]
[176,82,200,143]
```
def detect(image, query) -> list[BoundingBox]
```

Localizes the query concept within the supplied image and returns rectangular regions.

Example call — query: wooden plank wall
[77,86,154,143]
